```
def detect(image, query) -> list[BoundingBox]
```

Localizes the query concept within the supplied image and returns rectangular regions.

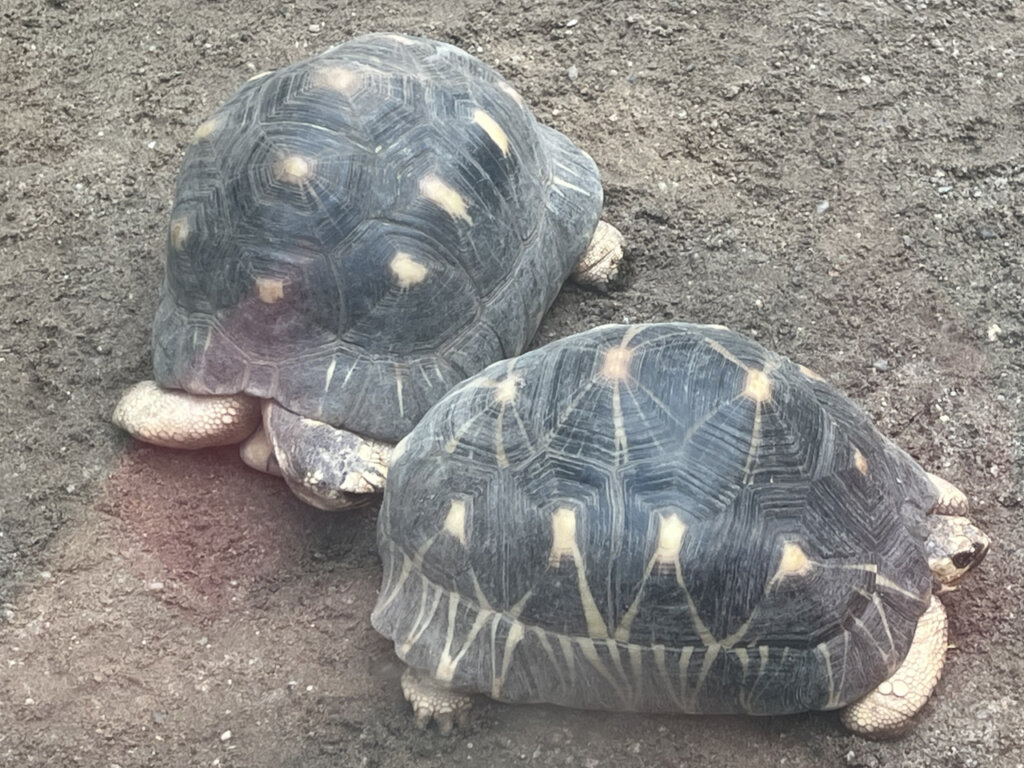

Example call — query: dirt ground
[2,0,1022,766]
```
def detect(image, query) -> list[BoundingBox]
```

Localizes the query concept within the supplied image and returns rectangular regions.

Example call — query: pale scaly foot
[572,220,624,289]
[925,472,969,515]
[400,667,473,735]
[113,380,260,449]
[239,426,282,476]
[841,594,948,737]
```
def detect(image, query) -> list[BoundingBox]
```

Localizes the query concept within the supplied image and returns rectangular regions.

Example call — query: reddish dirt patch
[97,444,367,611]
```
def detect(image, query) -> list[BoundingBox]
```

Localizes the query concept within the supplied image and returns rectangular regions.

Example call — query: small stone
[815,199,830,215]
[987,323,1002,341]
[220,729,232,742]
[566,18,578,27]
[567,65,579,80]
[308,23,321,33]
[873,359,890,372]
[977,226,998,240]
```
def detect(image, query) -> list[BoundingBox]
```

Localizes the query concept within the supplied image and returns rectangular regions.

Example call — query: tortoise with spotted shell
[113,33,623,509]
[372,322,988,737]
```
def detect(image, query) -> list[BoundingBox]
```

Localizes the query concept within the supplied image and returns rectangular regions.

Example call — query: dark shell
[153,33,603,441]
[372,323,938,715]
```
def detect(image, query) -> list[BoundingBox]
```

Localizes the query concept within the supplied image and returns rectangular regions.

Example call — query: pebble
[220,729,232,742]
[567,65,579,80]
[873,359,890,372]
[815,199,830,214]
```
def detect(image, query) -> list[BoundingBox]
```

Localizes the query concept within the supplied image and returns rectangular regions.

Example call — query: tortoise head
[923,514,990,588]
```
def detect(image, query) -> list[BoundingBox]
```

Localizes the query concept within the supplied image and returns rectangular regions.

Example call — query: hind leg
[840,595,948,738]
[113,380,260,449]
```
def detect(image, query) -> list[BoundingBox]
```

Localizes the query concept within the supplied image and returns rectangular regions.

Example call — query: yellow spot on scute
[743,369,772,403]
[313,66,361,95]
[443,499,468,546]
[256,277,285,303]
[549,507,578,566]
[653,513,687,568]
[493,374,520,404]
[275,154,312,184]
[854,449,869,476]
[390,251,428,288]
[193,118,220,141]
[773,541,812,581]
[600,345,634,382]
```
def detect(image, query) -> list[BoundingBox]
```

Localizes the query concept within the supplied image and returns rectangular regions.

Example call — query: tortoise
[372,322,988,737]
[112,33,623,509]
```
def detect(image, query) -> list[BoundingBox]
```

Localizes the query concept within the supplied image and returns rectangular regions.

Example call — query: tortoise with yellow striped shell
[372,322,988,737]
[112,33,623,509]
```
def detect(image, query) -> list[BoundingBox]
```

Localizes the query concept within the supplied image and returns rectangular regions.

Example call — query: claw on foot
[401,667,473,734]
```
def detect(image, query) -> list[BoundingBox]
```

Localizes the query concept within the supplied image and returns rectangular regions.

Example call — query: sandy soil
[1,1,1022,766]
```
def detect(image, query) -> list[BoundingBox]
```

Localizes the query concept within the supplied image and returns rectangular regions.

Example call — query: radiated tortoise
[113,33,623,509]
[372,322,988,736]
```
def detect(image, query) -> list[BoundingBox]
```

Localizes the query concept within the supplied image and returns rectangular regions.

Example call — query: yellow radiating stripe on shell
[419,173,472,223]
[472,109,510,155]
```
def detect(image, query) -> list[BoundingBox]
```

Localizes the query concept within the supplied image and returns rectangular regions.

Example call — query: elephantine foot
[113,380,260,449]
